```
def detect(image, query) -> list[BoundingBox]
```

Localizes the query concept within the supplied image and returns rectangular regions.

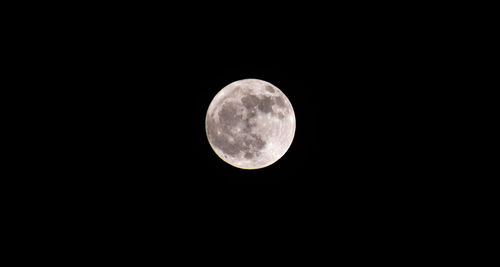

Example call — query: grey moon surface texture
[205,78,296,169]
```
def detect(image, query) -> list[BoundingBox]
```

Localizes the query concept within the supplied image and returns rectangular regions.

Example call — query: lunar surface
[205,78,296,169]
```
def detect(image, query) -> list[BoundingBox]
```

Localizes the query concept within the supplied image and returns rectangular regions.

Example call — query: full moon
[205,78,296,169]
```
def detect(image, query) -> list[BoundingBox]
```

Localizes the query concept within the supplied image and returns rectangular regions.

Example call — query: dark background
[10,3,466,260]
[19,2,456,202]
[42,3,441,189]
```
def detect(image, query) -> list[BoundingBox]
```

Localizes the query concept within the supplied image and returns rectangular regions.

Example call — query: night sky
[63,5,434,189]
[24,5,450,257]
[76,32,424,187]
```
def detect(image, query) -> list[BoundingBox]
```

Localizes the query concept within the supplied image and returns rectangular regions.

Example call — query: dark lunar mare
[218,102,241,129]
[241,94,259,109]
[207,99,267,159]
[274,96,286,108]
[206,117,243,156]
[265,85,275,93]
[258,96,274,113]
[272,95,288,119]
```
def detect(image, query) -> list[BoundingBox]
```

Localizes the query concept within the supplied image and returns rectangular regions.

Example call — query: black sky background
[10,3,469,259]
[45,3,445,190]
[71,37,427,189]
[19,2,457,217]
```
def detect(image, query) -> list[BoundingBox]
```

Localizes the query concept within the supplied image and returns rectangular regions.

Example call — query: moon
[205,78,296,169]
